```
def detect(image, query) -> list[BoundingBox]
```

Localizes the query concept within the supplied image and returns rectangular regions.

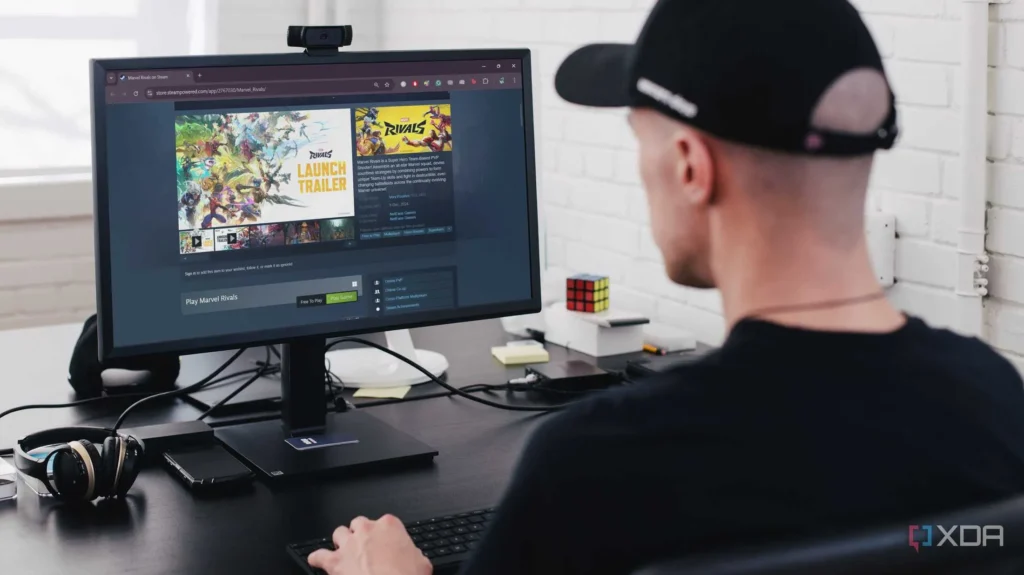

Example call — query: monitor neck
[280,337,327,435]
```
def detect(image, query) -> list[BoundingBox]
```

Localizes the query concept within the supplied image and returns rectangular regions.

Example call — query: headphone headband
[13,427,143,481]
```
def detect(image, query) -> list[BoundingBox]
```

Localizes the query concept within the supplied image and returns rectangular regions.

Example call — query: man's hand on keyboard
[308,514,433,575]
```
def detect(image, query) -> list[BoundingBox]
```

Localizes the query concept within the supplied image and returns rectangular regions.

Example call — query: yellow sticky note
[491,345,551,365]
[353,386,412,399]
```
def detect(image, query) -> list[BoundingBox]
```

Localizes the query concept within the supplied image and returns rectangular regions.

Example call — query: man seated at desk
[308,1,1024,573]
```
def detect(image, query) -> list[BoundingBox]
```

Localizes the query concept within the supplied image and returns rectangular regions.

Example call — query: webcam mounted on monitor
[287,25,354,56]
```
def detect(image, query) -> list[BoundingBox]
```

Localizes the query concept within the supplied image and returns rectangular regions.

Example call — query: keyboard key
[454,518,469,526]
[411,535,423,543]
[435,538,450,546]
[425,525,438,532]
[423,550,437,559]
[421,542,436,550]
[453,527,468,535]
[467,541,479,550]
[469,524,484,532]
[465,533,481,541]
[435,547,451,556]
[423,533,439,541]
[438,529,454,537]
[408,527,423,535]
[438,521,454,529]
[484,513,497,521]
[467,515,485,523]
[457,512,471,518]
[449,536,465,544]
[451,544,467,553]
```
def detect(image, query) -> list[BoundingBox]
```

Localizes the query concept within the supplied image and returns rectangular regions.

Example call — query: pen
[643,344,667,355]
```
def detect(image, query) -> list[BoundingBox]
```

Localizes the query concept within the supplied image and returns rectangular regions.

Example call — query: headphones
[13,427,145,502]
[69,315,180,398]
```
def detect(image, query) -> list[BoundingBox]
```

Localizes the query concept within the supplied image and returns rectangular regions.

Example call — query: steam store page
[102,60,532,350]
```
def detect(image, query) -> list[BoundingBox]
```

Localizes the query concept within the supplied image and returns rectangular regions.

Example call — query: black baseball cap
[555,0,899,156]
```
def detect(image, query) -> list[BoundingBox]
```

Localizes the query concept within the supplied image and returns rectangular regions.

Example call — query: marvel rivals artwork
[176,108,355,232]
[354,104,452,156]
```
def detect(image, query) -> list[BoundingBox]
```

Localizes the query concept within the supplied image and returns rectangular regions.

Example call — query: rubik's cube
[566,274,610,313]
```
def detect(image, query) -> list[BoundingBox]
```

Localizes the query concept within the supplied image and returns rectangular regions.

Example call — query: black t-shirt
[460,317,1024,575]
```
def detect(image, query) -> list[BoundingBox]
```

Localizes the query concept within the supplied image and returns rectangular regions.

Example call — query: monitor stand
[325,329,449,388]
[216,337,438,481]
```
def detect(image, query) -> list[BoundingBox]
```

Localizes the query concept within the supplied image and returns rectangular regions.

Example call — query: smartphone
[163,445,254,493]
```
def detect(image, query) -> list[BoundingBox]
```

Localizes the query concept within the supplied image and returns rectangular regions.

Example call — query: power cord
[0,394,148,423]
[326,338,566,413]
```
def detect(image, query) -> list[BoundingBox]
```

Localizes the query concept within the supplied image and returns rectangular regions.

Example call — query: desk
[0,319,702,574]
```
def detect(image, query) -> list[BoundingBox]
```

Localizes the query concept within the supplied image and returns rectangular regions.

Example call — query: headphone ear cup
[78,440,103,501]
[51,449,89,502]
[100,436,122,498]
[112,438,142,497]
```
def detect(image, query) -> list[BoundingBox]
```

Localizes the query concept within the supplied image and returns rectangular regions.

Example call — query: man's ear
[674,130,715,206]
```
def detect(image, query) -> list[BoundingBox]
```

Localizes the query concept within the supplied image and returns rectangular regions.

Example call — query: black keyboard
[287,507,496,575]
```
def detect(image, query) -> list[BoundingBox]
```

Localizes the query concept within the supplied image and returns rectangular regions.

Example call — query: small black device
[13,426,144,502]
[288,506,497,575]
[163,445,254,493]
[525,361,620,393]
[625,353,707,379]
[121,420,216,463]
[286,25,353,55]
[69,315,179,399]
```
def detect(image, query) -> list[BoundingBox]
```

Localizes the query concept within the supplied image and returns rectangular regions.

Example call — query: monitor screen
[92,51,539,358]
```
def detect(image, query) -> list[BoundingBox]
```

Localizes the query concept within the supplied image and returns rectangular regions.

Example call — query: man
[310,1,1024,573]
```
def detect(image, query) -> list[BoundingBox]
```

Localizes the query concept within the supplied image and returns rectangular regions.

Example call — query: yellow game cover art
[355,105,452,156]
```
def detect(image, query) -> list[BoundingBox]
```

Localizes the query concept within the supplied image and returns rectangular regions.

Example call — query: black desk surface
[0,320,704,574]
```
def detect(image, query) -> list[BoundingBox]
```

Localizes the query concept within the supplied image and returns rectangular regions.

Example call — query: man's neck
[713,232,905,334]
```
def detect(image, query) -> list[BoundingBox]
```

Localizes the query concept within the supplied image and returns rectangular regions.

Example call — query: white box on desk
[544,305,647,357]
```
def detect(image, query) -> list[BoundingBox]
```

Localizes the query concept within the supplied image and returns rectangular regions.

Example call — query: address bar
[148,78,394,101]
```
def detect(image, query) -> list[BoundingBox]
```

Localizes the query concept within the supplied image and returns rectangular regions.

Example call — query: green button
[326,291,358,305]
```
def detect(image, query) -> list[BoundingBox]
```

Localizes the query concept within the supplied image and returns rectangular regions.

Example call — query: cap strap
[804,96,899,155]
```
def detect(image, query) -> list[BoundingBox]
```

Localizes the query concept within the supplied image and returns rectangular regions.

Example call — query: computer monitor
[91,49,540,478]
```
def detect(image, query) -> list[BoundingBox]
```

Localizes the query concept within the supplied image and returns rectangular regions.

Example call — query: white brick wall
[0,179,96,331]
[371,0,1024,369]
[4,0,1024,373]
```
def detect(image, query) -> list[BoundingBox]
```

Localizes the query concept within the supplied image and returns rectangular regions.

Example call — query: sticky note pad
[492,345,551,365]
[353,386,412,399]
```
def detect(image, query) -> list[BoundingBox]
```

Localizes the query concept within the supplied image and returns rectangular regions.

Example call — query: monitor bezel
[91,49,541,361]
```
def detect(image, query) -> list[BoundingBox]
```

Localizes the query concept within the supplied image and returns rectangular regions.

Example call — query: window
[0,1,207,178]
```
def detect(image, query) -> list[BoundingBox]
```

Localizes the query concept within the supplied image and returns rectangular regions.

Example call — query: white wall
[0,0,314,332]
[4,0,1024,374]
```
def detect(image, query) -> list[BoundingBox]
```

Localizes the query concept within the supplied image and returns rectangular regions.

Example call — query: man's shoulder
[903,317,1023,386]
[531,359,727,451]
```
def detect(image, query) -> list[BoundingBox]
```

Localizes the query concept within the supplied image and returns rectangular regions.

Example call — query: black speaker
[68,315,180,398]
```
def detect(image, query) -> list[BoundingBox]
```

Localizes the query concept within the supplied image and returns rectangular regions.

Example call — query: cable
[111,348,248,432]
[196,370,266,420]
[197,347,281,420]
[326,338,565,413]
[0,394,149,423]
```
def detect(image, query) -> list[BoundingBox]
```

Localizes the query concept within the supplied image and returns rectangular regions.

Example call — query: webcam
[287,26,353,55]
